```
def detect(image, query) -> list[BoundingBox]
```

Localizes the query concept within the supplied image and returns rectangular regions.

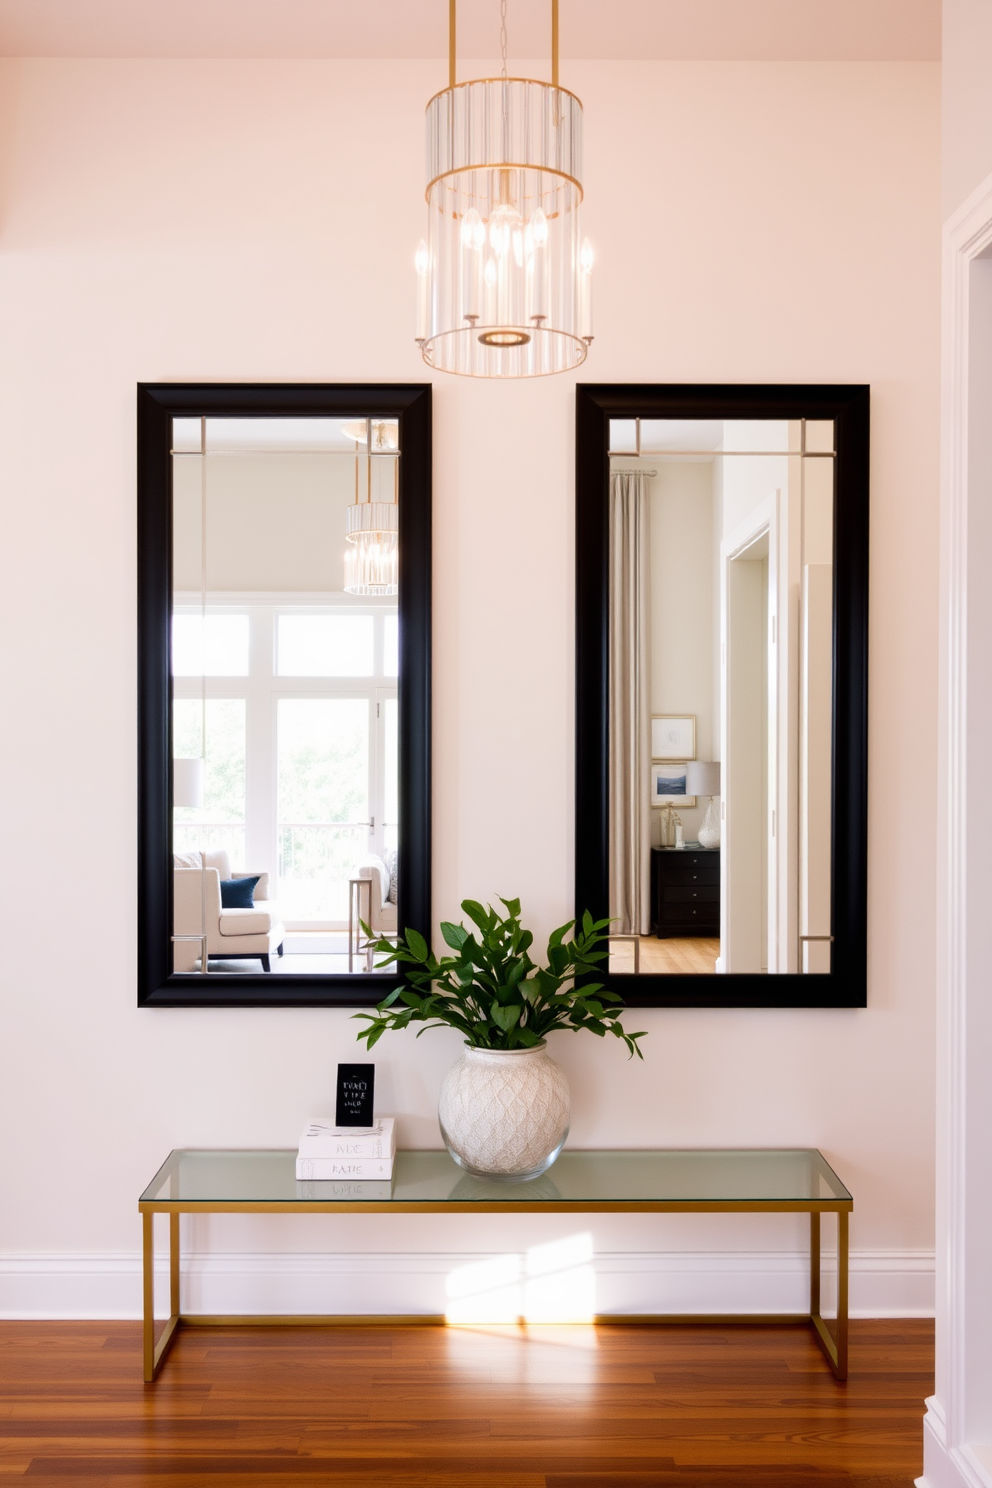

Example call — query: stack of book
[295,1115,395,1181]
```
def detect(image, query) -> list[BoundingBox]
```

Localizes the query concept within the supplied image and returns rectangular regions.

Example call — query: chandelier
[344,420,398,596]
[415,0,592,378]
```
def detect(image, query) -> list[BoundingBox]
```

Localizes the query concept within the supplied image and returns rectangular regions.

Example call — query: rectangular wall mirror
[576,385,868,1008]
[138,384,431,1007]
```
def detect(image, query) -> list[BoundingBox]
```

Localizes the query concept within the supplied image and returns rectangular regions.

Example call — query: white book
[296,1178,393,1201]
[295,1155,394,1181]
[298,1115,395,1160]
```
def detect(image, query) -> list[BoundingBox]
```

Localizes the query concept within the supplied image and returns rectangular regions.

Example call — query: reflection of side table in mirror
[651,847,720,938]
[348,878,373,972]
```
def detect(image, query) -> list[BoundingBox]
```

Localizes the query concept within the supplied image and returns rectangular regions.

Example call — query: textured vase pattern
[438,1043,570,1178]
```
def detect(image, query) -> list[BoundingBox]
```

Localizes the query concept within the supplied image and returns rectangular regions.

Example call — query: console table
[140,1147,851,1383]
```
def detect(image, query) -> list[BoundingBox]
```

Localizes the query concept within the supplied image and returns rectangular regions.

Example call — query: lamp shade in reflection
[686,761,721,798]
[173,757,204,809]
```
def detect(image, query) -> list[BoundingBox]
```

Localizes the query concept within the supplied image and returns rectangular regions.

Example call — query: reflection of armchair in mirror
[137,384,432,1009]
[174,850,285,973]
[576,385,869,1009]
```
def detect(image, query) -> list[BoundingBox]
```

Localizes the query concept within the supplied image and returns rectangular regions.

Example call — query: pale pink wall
[943,0,992,217]
[0,59,939,1290]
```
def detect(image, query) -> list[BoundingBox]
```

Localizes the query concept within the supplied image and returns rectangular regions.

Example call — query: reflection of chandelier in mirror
[415,0,593,378]
[344,421,398,596]
[341,419,399,450]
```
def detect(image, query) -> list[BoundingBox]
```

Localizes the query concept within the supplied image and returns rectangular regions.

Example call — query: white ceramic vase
[438,1041,570,1179]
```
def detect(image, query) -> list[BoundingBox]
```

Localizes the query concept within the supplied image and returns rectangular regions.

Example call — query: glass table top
[141,1148,851,1208]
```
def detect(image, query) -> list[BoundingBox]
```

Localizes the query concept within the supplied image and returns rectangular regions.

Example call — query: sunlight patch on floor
[445,1232,595,1326]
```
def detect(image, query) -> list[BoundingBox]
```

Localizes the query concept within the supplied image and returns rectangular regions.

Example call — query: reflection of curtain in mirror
[609,472,651,936]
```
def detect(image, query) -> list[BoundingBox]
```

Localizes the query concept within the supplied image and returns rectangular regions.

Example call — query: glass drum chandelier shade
[416,0,592,378]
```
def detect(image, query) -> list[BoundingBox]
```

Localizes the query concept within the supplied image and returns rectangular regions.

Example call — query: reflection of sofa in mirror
[349,852,398,970]
[173,850,285,973]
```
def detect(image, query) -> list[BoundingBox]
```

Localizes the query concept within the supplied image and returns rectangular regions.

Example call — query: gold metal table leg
[836,1209,849,1379]
[170,1213,180,1318]
[142,1212,155,1383]
[142,1210,182,1384]
[808,1207,849,1381]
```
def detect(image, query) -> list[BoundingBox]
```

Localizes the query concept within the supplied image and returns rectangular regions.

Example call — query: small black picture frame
[335,1065,375,1127]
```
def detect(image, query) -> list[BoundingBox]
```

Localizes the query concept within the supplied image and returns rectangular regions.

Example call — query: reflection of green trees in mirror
[173,699,245,822]
[278,826,366,921]
[277,699,368,823]
[276,699,371,920]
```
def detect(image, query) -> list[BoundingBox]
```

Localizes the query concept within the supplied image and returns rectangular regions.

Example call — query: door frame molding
[921,171,992,1488]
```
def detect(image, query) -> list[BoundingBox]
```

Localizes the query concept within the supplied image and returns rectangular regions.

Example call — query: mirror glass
[604,417,834,977]
[170,415,401,977]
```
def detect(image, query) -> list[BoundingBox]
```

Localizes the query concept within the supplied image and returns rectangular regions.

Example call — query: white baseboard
[0,1247,934,1321]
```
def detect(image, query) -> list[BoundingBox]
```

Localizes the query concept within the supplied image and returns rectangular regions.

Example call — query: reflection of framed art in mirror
[651,715,696,760]
[650,762,696,808]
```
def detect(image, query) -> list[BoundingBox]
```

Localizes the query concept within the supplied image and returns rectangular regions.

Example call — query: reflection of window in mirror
[604,418,834,979]
[170,417,400,978]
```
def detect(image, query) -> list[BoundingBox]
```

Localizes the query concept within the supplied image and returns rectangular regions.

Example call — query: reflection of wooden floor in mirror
[609,938,720,975]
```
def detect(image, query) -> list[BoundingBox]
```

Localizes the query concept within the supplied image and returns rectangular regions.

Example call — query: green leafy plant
[353,897,646,1059]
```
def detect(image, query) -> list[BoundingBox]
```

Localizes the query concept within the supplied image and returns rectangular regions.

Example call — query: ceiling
[0,0,940,62]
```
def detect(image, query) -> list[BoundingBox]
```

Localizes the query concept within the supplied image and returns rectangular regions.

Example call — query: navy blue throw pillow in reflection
[220,876,260,909]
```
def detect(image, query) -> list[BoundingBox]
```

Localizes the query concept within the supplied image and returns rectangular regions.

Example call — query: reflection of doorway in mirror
[725,531,770,973]
[170,417,400,977]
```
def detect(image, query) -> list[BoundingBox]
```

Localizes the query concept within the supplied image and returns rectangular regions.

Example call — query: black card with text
[335,1064,375,1127]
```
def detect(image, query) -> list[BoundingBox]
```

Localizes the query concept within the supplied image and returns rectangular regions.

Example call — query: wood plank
[0,1320,932,1486]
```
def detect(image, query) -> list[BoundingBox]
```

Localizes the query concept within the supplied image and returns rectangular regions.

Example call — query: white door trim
[920,169,992,1488]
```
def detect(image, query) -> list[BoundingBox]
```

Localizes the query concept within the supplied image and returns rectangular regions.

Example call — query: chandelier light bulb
[530,207,549,247]
[415,240,430,341]
[461,208,485,250]
[579,237,594,342]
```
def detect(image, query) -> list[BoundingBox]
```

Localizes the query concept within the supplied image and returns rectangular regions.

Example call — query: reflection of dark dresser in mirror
[651,848,720,938]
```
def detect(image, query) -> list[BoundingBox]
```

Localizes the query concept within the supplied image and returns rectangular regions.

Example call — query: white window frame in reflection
[172,597,397,933]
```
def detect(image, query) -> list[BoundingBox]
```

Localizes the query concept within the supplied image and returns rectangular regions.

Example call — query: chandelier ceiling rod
[448,0,559,87]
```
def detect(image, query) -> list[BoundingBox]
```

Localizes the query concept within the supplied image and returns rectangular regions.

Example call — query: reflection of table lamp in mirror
[686,761,721,849]
[173,758,204,809]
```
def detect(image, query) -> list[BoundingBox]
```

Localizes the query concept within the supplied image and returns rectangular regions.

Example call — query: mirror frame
[575,383,869,1009]
[137,382,432,1008]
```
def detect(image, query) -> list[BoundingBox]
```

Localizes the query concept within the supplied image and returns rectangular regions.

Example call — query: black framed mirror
[576,384,868,1008]
[138,383,431,1007]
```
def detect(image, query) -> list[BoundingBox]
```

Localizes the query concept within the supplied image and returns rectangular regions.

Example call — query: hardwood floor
[609,938,720,974]
[0,1319,932,1486]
